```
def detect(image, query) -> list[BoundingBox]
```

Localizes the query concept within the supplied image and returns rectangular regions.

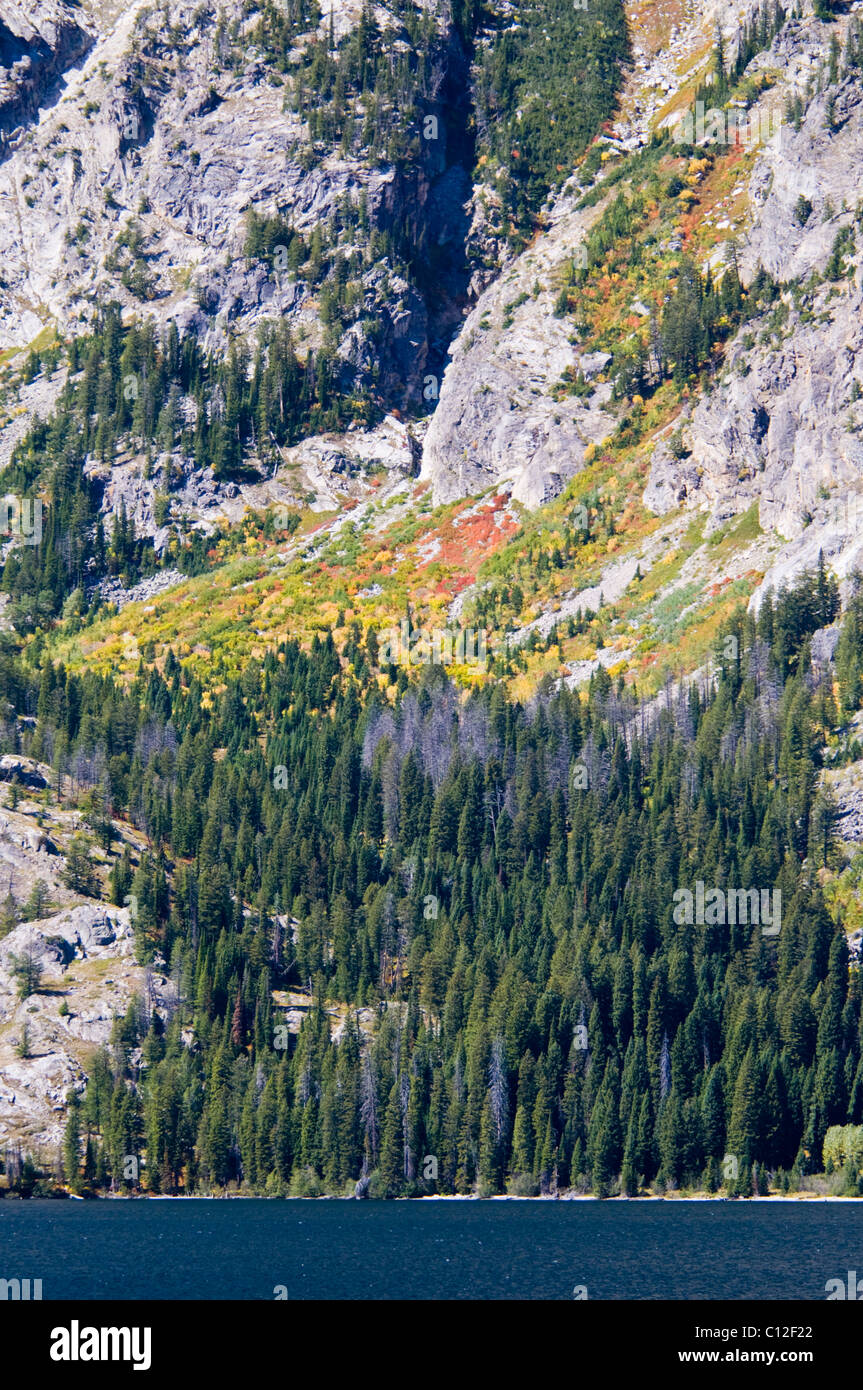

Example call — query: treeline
[553,164,770,394]
[282,0,448,169]
[475,0,629,245]
[696,3,787,110]
[0,560,860,1196]
[0,303,372,630]
[242,199,406,343]
[610,250,770,396]
[250,0,630,259]
[246,0,322,72]
[557,168,781,396]
[757,553,840,681]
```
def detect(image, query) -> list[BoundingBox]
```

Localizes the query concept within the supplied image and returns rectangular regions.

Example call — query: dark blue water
[1,1199,861,1299]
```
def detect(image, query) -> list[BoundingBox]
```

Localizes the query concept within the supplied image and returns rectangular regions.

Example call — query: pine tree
[63,1092,82,1192]
[378,1078,404,1196]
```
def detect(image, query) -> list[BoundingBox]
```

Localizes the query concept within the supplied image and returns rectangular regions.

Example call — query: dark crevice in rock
[0,5,94,159]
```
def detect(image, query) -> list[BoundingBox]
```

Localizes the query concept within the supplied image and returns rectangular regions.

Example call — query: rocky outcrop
[0,0,474,414]
[419,181,617,507]
[643,13,863,609]
[96,568,185,612]
[0,755,50,790]
[0,1,93,152]
[0,904,176,1152]
[81,409,422,544]
[615,0,764,149]
[420,0,770,509]
[0,365,67,468]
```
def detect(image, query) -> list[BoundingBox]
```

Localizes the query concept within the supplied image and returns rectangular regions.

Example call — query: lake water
[1,1199,861,1300]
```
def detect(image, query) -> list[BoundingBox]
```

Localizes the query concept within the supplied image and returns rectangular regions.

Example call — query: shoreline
[4,1190,861,1202]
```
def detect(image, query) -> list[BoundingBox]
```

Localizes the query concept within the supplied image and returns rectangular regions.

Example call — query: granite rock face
[0,1,93,151]
[644,29,863,606]
[419,0,768,509]
[0,902,176,1153]
[419,180,618,508]
[0,0,473,408]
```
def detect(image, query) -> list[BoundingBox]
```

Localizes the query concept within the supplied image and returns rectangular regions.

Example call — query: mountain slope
[5,0,863,1201]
